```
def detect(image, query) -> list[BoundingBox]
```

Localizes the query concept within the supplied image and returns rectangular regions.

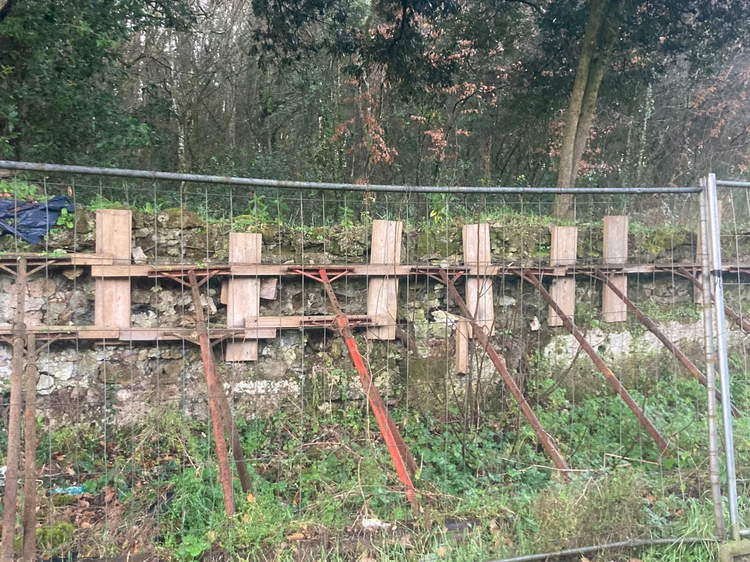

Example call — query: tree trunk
[553,0,609,219]
[568,24,614,185]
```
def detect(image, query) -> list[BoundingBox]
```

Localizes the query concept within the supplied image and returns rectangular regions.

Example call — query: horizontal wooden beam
[89,262,748,279]
[0,315,389,342]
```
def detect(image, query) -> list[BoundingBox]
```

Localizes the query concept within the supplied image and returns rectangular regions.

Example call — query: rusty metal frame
[428,269,571,478]
[677,267,750,334]
[591,272,739,416]
[523,272,670,455]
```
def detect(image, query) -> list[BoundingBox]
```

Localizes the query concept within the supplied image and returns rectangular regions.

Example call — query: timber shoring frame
[1,258,750,342]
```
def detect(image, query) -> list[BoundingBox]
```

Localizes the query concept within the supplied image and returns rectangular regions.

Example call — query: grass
[19,369,741,562]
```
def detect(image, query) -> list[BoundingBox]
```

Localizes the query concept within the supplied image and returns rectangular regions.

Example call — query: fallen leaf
[246,493,256,503]
[286,532,305,541]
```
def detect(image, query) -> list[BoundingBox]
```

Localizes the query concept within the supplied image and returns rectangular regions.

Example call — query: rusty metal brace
[523,271,670,455]
[592,271,739,417]
[428,269,571,478]
[677,267,750,335]
[186,270,236,515]
[292,267,420,514]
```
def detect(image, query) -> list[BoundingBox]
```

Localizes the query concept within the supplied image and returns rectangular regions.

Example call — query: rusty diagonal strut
[523,272,670,455]
[187,270,236,515]
[591,272,739,417]
[677,267,750,335]
[292,267,419,513]
[431,269,571,479]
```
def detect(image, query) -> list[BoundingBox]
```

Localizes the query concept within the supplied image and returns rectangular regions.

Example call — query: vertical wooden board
[454,319,470,374]
[548,226,578,327]
[602,216,628,322]
[94,210,132,328]
[462,224,494,336]
[226,232,263,361]
[367,220,402,340]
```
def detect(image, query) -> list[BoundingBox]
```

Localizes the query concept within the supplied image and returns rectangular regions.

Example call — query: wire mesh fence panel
[0,165,739,561]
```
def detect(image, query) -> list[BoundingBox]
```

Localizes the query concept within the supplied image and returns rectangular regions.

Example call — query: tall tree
[548,0,750,219]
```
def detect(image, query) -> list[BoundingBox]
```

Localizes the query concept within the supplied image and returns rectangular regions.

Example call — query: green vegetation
[18,350,748,561]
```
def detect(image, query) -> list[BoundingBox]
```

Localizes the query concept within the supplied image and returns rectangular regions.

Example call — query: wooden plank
[225,233,262,361]
[454,319,470,374]
[260,277,278,300]
[367,220,402,340]
[462,223,494,336]
[602,216,629,322]
[94,210,132,328]
[548,226,578,327]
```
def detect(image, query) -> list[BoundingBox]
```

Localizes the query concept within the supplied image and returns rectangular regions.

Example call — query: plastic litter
[0,196,74,245]
[49,485,84,496]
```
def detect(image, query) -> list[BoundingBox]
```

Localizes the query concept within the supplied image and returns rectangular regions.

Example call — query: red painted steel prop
[292,267,419,513]
[187,270,236,516]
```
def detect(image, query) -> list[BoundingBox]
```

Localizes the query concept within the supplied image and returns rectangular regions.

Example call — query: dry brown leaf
[286,532,305,541]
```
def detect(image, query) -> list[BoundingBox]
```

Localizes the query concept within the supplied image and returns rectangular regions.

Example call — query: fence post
[699,178,726,539]
[704,172,740,540]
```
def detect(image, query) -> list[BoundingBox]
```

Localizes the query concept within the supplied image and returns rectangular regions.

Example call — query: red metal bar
[187,270,235,516]
[314,268,419,513]
[438,271,571,477]
[22,333,39,562]
[524,272,669,454]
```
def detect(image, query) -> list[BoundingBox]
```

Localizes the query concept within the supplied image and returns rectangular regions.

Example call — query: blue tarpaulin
[0,196,74,245]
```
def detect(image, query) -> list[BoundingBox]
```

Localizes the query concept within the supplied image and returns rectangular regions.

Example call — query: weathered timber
[226,233,263,361]
[549,226,578,327]
[602,216,628,322]
[463,224,494,336]
[95,210,132,328]
[367,220,402,340]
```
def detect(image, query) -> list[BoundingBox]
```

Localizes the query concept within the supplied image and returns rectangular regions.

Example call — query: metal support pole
[305,268,419,514]
[699,181,726,539]
[705,173,740,540]
[592,272,737,416]
[440,271,570,477]
[187,270,235,516]
[1,258,27,561]
[22,333,38,561]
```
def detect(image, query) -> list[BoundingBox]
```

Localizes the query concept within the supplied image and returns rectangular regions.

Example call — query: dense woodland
[2,0,750,216]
